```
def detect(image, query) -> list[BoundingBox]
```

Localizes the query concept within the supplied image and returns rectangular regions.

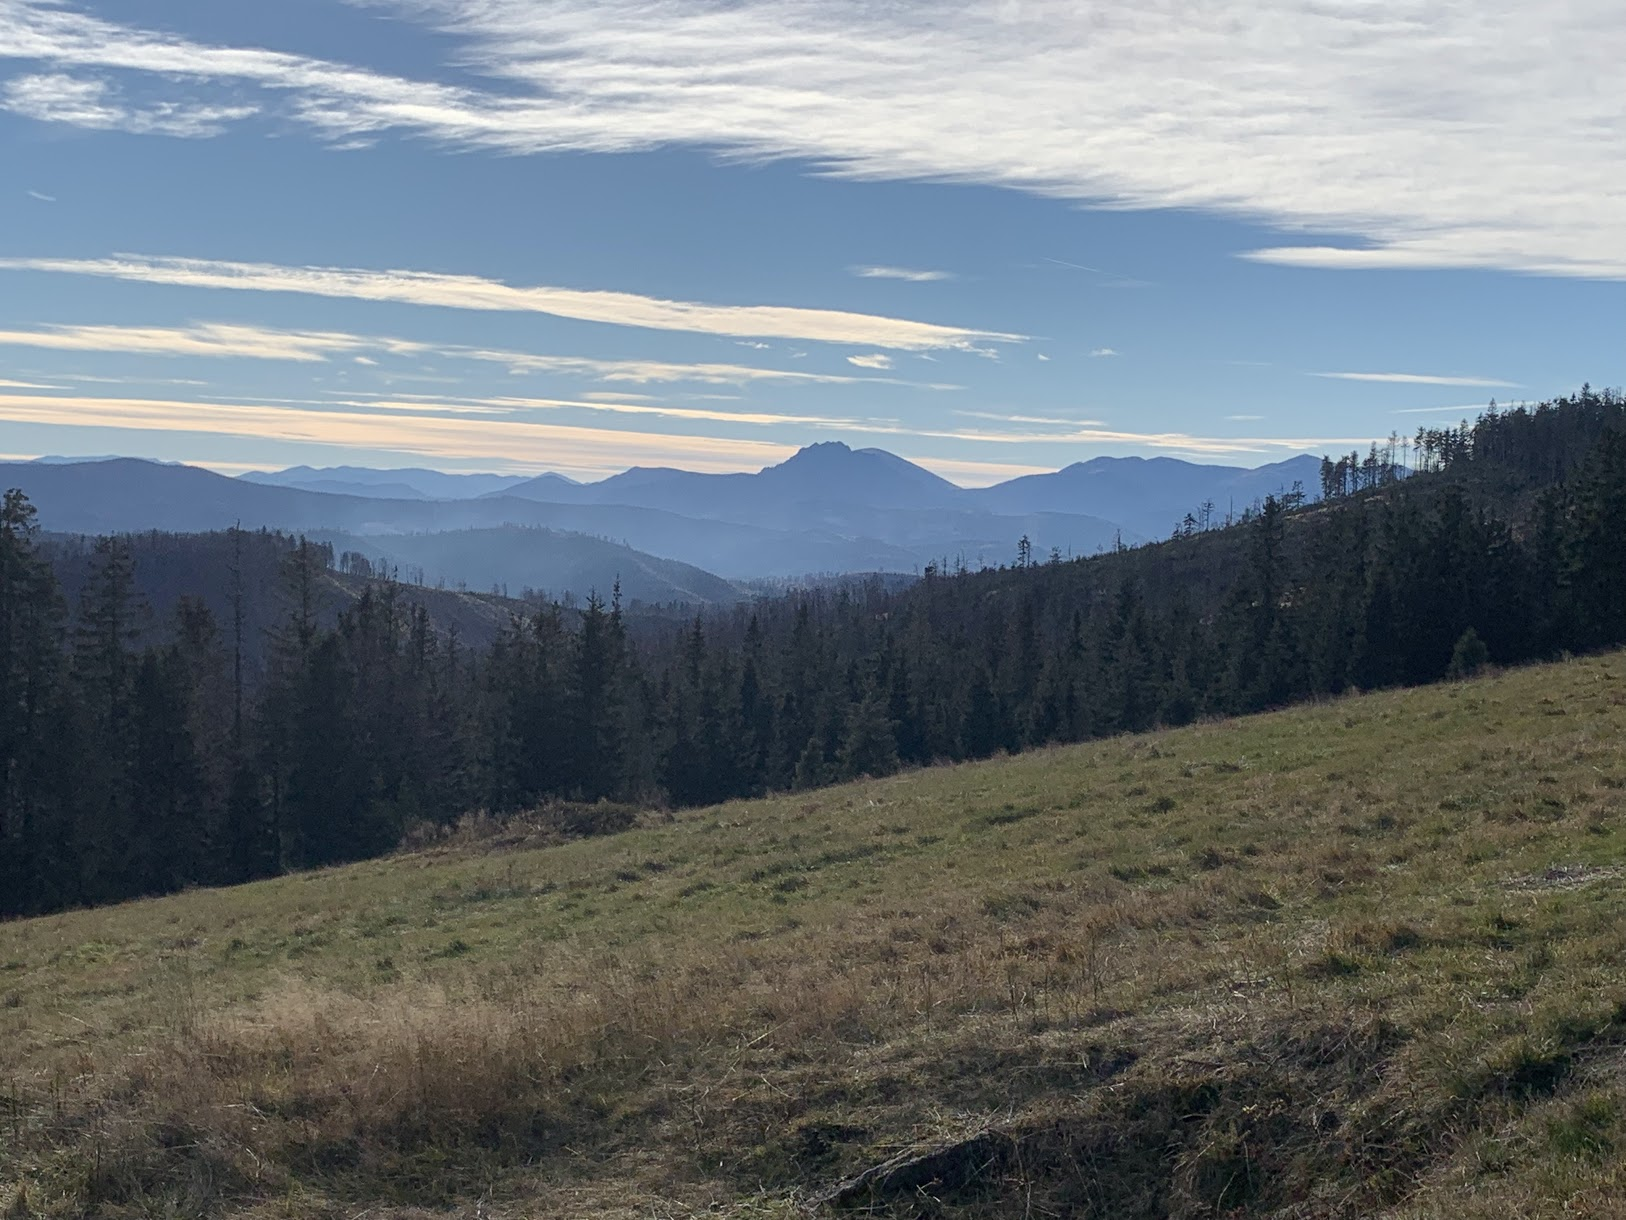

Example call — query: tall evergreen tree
[70,537,143,904]
[0,490,66,916]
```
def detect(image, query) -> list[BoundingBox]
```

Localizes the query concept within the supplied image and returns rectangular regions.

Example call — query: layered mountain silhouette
[0,444,1324,598]
[501,442,964,516]
[241,465,540,500]
[967,454,1324,539]
[495,442,1129,566]
[491,442,1323,560]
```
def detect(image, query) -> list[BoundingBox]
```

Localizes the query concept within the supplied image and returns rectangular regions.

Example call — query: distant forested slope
[310,525,744,607]
[39,528,522,658]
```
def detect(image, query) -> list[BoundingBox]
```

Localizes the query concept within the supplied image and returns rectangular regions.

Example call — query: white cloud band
[0,254,1019,351]
[852,266,954,283]
[1314,372,1520,388]
[2,71,255,136]
[1,0,1621,277]
[0,319,965,391]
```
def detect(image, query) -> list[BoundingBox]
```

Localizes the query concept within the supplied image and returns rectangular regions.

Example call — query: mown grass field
[3,652,1626,1218]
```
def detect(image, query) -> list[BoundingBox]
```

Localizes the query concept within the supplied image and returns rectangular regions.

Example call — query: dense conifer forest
[2,386,1622,918]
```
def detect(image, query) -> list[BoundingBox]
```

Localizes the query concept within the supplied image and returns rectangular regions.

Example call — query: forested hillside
[1,387,1621,919]
[309,524,746,607]
[38,528,522,659]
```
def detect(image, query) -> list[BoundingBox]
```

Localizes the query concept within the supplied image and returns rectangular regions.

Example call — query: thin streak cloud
[1388,404,1494,416]
[0,320,961,389]
[955,410,1107,428]
[0,386,1378,465]
[851,266,954,283]
[0,322,384,362]
[0,255,1024,351]
[477,395,899,430]
[1314,372,1521,388]
[0,391,797,475]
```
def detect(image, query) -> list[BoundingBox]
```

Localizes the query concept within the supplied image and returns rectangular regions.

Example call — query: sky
[0,1,1620,485]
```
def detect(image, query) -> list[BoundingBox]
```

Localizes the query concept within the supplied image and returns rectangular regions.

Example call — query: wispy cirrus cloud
[0,321,396,362]
[3,0,1617,277]
[1314,372,1520,388]
[112,384,918,434]
[0,319,963,389]
[0,385,1323,485]
[0,380,1375,470]
[2,71,256,136]
[920,425,1378,456]
[462,348,953,388]
[0,254,1021,351]
[0,390,798,476]
[1388,404,1494,416]
[473,394,900,431]
[56,373,208,387]
[846,353,893,370]
[1089,348,1119,359]
[955,409,1107,428]
[851,265,954,283]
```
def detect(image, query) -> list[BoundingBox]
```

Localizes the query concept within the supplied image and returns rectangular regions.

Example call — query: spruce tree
[0,491,66,916]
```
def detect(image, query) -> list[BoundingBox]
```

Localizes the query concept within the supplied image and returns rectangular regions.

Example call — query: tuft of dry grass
[4,652,1626,1216]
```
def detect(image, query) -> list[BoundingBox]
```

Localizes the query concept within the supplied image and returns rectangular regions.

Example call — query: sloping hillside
[313,525,746,607]
[40,528,524,655]
[2,652,1624,1218]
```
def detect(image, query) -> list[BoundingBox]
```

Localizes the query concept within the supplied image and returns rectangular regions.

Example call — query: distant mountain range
[501,442,964,515]
[966,453,1323,539]
[488,442,1322,552]
[240,465,542,500]
[0,445,1326,599]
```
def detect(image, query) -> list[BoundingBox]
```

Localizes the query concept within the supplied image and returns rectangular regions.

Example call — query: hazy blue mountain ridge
[242,465,541,499]
[0,445,1326,596]
[967,454,1325,539]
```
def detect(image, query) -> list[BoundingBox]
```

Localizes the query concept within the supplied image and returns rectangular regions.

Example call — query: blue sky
[0,0,1620,484]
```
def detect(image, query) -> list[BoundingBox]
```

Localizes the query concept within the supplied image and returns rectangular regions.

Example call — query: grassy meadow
[3,651,1626,1217]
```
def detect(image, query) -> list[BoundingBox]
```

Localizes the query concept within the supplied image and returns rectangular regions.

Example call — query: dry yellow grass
[3,651,1626,1217]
